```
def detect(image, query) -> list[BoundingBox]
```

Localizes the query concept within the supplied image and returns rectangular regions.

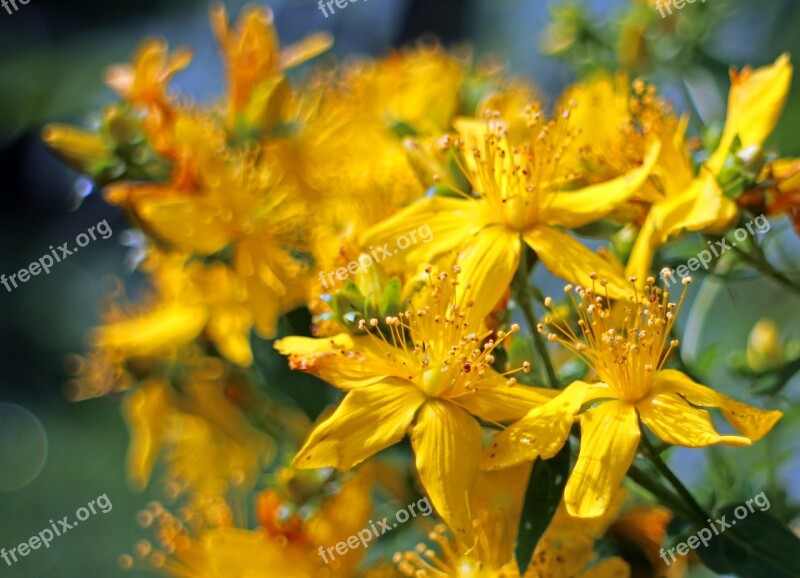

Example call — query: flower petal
[565,400,640,518]
[91,302,207,358]
[707,54,793,175]
[411,400,482,542]
[456,225,521,325]
[293,380,426,470]
[236,234,307,338]
[360,196,492,271]
[451,373,557,422]
[625,171,735,281]
[524,226,630,299]
[122,379,173,491]
[134,196,234,254]
[637,392,750,447]
[539,140,660,229]
[279,32,334,69]
[202,528,317,578]
[482,381,613,470]
[275,334,413,390]
[652,369,782,441]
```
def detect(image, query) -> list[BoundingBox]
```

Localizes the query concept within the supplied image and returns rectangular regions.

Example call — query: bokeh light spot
[0,403,48,492]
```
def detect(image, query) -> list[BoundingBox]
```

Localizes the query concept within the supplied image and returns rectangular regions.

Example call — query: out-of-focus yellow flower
[71,253,254,399]
[121,468,379,578]
[105,39,192,153]
[276,267,556,541]
[122,372,272,497]
[105,39,191,110]
[362,106,659,311]
[745,157,800,236]
[297,47,474,329]
[610,505,689,578]
[304,467,374,576]
[111,145,308,338]
[342,45,466,135]
[121,502,321,577]
[483,274,782,518]
[100,260,250,363]
[396,466,630,578]
[211,4,332,130]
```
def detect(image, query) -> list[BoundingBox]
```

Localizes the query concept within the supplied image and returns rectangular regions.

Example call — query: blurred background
[1,0,799,575]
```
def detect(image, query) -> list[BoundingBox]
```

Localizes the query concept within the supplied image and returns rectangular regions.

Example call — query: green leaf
[379,277,403,318]
[251,307,333,420]
[514,443,570,574]
[387,120,418,139]
[696,503,800,578]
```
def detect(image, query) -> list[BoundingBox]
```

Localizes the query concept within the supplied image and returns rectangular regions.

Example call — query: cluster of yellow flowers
[44,4,796,578]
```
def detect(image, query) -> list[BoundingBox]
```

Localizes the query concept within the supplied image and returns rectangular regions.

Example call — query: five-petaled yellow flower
[276,266,557,540]
[483,272,782,518]
[362,106,660,313]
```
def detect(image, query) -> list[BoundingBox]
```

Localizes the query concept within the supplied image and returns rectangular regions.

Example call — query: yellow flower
[361,106,660,312]
[72,253,254,399]
[211,5,332,130]
[706,54,793,175]
[276,267,556,540]
[483,273,782,518]
[105,39,192,153]
[750,157,800,236]
[121,502,320,578]
[114,142,308,338]
[105,39,191,109]
[626,54,792,280]
[298,45,468,268]
[395,465,630,578]
[123,373,272,496]
[342,44,466,135]
[121,468,378,578]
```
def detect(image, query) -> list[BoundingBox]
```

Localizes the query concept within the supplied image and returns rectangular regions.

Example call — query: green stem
[640,432,709,524]
[514,249,561,389]
[729,239,800,297]
[626,465,695,521]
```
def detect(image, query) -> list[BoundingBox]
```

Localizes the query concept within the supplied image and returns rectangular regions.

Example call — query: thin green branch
[514,249,560,389]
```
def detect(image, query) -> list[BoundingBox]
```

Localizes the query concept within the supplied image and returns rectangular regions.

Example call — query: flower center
[540,271,692,402]
[355,266,527,399]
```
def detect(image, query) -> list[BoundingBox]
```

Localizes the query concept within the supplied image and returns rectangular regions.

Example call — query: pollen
[541,274,691,402]
[356,265,528,398]
[448,103,581,233]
